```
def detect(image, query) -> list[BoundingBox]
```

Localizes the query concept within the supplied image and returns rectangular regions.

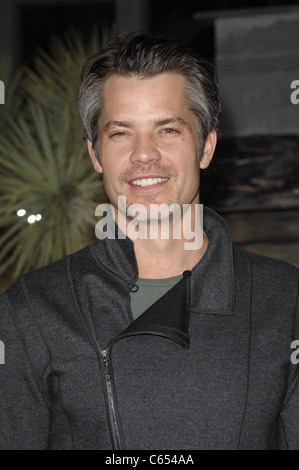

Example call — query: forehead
[100,72,189,113]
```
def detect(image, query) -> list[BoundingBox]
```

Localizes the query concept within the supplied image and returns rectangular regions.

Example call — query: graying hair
[78,33,220,158]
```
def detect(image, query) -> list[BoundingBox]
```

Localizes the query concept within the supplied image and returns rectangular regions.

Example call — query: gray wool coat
[0,207,299,449]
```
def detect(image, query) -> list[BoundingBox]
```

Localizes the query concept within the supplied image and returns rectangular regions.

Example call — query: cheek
[100,138,132,157]
[100,145,130,175]
[183,159,200,187]
[102,171,118,192]
[101,161,126,198]
[171,141,199,171]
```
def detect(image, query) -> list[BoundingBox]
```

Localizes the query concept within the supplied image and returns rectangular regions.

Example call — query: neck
[133,231,209,278]
[120,196,207,278]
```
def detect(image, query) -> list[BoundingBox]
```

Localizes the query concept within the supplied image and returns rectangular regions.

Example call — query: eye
[162,128,179,135]
[110,131,127,139]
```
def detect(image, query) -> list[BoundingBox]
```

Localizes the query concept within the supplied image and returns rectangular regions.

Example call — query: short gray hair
[78,33,220,157]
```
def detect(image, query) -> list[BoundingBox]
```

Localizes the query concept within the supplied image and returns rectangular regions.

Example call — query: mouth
[130,177,169,187]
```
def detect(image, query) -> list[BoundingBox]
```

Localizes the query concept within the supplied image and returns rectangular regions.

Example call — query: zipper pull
[183,270,192,312]
[102,349,111,381]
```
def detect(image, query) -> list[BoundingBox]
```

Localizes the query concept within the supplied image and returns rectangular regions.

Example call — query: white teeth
[131,177,168,187]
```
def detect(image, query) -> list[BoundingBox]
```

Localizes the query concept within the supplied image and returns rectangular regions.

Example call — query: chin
[128,200,182,223]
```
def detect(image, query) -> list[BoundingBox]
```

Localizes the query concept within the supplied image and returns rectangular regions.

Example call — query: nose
[130,133,161,164]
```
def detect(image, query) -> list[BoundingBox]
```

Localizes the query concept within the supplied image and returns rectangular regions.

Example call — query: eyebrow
[102,120,132,134]
[101,116,191,134]
[154,117,191,130]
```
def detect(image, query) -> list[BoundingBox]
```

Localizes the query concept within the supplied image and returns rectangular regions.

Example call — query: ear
[87,139,103,174]
[200,130,217,170]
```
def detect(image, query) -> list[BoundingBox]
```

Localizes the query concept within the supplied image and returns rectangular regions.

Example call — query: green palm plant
[0,30,109,284]
[25,28,108,114]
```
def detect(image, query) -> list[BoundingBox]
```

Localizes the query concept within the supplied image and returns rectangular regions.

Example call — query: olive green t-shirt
[130,275,183,320]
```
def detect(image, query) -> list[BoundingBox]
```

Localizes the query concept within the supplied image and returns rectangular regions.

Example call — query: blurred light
[17,209,26,217]
[35,214,42,221]
[27,215,36,224]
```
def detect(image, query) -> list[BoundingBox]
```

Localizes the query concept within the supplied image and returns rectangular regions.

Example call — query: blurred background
[0,0,299,292]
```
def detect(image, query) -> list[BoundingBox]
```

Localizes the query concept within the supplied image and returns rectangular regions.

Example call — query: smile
[130,177,169,187]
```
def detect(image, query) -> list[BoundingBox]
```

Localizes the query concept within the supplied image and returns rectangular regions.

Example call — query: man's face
[88,72,215,219]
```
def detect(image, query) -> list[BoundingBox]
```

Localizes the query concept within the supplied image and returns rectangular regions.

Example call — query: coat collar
[71,208,234,347]
[115,208,234,349]
[190,206,235,315]
[89,206,235,315]
[84,206,235,349]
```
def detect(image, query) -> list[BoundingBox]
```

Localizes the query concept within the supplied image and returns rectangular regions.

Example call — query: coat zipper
[101,349,122,450]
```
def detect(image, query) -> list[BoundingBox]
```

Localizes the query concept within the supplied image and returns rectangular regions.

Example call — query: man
[0,33,299,450]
